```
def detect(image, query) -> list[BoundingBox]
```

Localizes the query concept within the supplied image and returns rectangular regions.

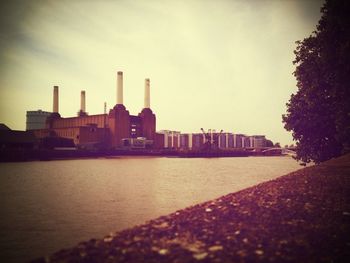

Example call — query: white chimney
[144,78,150,109]
[81,90,86,112]
[53,86,59,113]
[117,71,123,105]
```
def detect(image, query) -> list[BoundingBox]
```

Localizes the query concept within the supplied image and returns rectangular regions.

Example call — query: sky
[0,0,324,146]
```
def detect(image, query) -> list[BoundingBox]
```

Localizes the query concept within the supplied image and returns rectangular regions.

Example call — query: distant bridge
[261,148,296,157]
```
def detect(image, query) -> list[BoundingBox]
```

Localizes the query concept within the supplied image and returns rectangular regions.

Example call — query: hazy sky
[0,0,324,145]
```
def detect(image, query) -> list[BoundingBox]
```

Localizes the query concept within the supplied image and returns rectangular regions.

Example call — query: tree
[265,139,274,147]
[282,0,350,164]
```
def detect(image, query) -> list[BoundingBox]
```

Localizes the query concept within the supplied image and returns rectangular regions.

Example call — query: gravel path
[33,154,350,263]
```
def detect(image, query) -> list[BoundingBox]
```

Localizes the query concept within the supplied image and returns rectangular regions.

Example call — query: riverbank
[32,154,350,262]
[0,148,271,162]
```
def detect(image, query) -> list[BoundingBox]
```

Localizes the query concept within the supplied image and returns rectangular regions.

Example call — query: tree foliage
[283,0,350,164]
[274,142,281,148]
[265,139,274,147]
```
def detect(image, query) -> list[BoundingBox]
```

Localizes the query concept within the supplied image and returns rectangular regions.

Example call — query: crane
[200,128,224,151]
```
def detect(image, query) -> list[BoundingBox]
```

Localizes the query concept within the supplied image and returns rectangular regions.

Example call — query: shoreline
[0,148,175,162]
[0,148,283,163]
[32,154,350,262]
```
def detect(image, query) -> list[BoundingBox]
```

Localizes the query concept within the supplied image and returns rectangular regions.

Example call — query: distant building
[32,72,158,149]
[0,124,37,149]
[252,135,266,148]
[191,133,205,150]
[158,130,181,149]
[27,71,271,151]
[26,110,52,130]
[235,134,244,148]
[0,123,11,131]
[121,137,153,149]
[156,130,270,150]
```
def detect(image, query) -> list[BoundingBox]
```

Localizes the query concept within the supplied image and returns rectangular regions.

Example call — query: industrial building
[27,71,271,151]
[32,71,161,149]
[26,110,52,130]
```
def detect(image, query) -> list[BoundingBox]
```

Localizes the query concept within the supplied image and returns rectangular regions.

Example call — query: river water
[0,156,302,262]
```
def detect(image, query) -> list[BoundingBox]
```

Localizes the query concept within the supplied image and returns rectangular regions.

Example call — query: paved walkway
[33,154,350,262]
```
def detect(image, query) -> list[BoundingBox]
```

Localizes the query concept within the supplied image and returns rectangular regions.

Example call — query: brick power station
[33,71,163,149]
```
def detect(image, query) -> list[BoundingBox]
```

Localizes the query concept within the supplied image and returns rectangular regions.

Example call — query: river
[0,156,302,262]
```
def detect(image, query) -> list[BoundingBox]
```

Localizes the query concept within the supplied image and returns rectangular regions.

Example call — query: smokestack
[117,71,123,105]
[144,78,150,109]
[80,90,86,112]
[53,86,59,113]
